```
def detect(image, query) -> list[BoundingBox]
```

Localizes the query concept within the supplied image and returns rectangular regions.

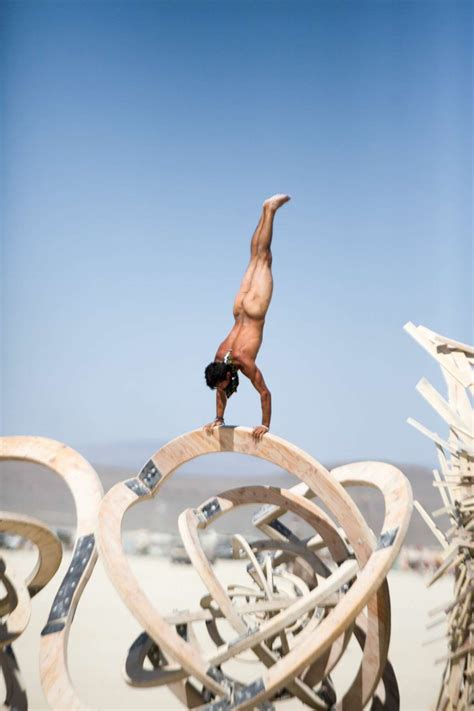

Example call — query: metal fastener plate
[139,459,162,489]
[42,533,94,630]
[125,479,150,497]
[200,498,221,522]
[376,527,399,550]
[269,519,294,539]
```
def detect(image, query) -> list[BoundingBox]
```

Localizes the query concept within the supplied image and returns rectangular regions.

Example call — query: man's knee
[256,249,272,266]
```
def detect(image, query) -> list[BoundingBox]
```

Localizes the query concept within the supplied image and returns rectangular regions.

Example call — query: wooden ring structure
[0,513,64,711]
[97,427,412,710]
[0,513,63,600]
[187,482,388,709]
[0,558,17,619]
[0,436,104,710]
[0,559,31,647]
[113,459,356,707]
[352,615,400,710]
[252,462,403,709]
[0,562,30,710]
[178,485,355,708]
[126,486,350,696]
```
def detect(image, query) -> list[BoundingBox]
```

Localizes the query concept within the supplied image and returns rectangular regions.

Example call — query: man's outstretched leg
[234,194,290,320]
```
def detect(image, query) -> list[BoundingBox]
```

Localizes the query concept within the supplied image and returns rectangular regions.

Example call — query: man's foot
[263,194,291,211]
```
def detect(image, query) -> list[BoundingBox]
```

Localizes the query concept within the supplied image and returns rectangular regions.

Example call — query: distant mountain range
[80,437,284,474]
[80,438,169,469]
[0,453,447,548]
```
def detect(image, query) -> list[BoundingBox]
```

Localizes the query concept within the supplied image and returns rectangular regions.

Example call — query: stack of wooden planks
[406,322,473,710]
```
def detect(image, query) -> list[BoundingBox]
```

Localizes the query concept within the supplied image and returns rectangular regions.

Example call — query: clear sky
[1,0,471,469]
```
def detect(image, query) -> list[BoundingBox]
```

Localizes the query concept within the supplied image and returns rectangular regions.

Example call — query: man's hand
[204,418,224,435]
[252,425,269,441]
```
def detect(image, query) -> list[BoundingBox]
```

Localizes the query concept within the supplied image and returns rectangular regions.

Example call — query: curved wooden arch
[187,476,400,710]
[353,616,400,711]
[0,513,62,599]
[179,485,355,708]
[97,427,412,709]
[97,428,361,704]
[0,436,104,710]
[125,499,346,695]
[0,560,31,648]
[252,461,410,710]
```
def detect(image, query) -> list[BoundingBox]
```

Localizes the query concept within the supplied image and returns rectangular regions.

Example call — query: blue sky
[1,0,471,469]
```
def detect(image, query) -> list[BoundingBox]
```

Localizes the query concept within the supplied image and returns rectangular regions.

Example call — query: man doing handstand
[204,194,290,440]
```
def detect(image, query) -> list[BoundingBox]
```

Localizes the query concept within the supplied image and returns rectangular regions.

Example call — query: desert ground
[2,548,452,711]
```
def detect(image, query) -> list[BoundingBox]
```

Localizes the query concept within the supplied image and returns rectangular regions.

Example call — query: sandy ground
[2,550,452,711]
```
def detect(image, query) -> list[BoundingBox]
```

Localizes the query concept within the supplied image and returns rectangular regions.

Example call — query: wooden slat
[404,322,472,387]
[414,500,449,549]
[407,417,474,457]
[416,378,472,439]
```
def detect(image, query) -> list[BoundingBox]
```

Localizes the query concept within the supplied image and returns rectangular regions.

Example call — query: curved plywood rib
[0,436,104,711]
[0,513,62,711]
[0,513,63,598]
[233,462,409,710]
[98,427,412,710]
[178,486,352,708]
[0,559,31,647]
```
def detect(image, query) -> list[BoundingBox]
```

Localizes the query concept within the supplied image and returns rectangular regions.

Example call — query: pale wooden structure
[97,427,412,709]
[1,430,413,710]
[405,322,473,710]
[0,437,104,710]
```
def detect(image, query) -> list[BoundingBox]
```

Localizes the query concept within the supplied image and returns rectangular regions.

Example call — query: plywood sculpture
[0,437,104,710]
[405,322,474,711]
[0,429,413,710]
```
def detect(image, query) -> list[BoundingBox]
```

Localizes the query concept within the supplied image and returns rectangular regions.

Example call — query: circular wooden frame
[97,427,412,709]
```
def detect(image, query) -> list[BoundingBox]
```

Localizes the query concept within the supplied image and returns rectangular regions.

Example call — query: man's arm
[239,358,272,439]
[216,388,227,421]
[204,389,227,433]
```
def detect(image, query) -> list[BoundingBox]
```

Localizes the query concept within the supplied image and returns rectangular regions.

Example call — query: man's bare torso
[215,314,265,369]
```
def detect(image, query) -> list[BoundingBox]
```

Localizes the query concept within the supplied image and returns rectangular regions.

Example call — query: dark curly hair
[204,362,230,389]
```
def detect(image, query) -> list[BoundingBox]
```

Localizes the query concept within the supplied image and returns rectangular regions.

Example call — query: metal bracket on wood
[195,498,222,526]
[139,460,162,489]
[125,479,150,497]
[376,527,399,550]
[41,533,95,634]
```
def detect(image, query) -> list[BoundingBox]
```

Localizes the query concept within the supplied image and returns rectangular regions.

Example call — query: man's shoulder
[232,352,256,374]
[214,346,227,362]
